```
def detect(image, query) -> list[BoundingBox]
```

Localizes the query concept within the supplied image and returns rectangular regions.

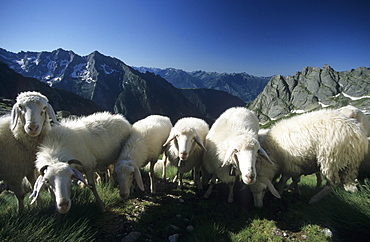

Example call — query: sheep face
[222,136,259,185]
[249,181,267,208]
[165,127,206,162]
[249,177,281,208]
[41,163,73,214]
[115,160,144,199]
[11,92,58,137]
[31,161,88,214]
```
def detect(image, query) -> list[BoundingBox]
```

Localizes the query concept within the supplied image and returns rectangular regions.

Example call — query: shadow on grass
[1,173,369,242]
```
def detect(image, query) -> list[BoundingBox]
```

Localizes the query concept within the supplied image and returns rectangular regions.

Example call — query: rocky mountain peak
[249,66,370,123]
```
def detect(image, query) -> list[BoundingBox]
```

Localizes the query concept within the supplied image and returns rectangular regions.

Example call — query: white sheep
[252,109,368,206]
[162,117,209,190]
[296,106,370,190]
[0,91,58,211]
[248,129,281,208]
[202,107,271,203]
[30,112,131,213]
[113,115,172,199]
[339,105,370,136]
[358,138,370,179]
[338,106,370,180]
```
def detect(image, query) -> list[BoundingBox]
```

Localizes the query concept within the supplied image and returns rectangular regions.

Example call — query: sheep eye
[18,105,23,111]
[44,179,49,184]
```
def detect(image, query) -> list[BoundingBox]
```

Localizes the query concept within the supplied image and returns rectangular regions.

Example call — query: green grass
[0,168,369,241]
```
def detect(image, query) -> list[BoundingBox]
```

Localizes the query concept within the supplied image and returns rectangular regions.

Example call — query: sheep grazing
[162,117,209,190]
[30,112,131,214]
[253,109,368,206]
[0,91,58,211]
[248,129,281,208]
[202,107,271,203]
[114,115,172,199]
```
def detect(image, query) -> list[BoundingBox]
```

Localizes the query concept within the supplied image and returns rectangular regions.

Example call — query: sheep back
[263,109,368,186]
[119,115,172,167]
[203,107,260,184]
[36,112,132,172]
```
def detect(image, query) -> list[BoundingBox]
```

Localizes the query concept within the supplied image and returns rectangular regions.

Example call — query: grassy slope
[1,167,369,242]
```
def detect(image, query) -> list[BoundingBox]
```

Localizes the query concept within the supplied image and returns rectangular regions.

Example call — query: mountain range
[0,48,246,123]
[0,61,102,116]
[134,67,270,103]
[1,47,369,125]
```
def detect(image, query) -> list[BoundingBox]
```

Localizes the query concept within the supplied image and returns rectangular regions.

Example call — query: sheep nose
[58,200,69,211]
[244,174,255,184]
[120,193,129,199]
[28,123,39,132]
[179,152,188,160]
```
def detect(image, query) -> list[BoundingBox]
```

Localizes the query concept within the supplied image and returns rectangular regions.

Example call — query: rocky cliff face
[249,65,370,123]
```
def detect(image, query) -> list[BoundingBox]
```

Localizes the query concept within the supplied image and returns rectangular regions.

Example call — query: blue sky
[0,0,369,76]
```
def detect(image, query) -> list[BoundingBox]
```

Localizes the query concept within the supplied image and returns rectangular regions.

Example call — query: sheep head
[222,134,265,185]
[249,179,281,208]
[11,91,59,137]
[163,127,206,163]
[114,160,144,199]
[30,160,88,214]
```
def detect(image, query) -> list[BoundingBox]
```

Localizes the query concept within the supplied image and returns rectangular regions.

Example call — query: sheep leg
[201,168,212,187]
[276,173,291,195]
[291,175,301,195]
[107,165,115,190]
[194,167,202,190]
[162,154,167,180]
[177,172,184,189]
[227,182,235,203]
[8,181,25,212]
[149,160,156,194]
[172,171,179,183]
[315,172,323,189]
[86,171,105,212]
[203,174,216,199]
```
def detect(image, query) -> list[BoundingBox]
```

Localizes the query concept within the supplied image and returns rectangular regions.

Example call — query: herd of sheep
[0,91,369,216]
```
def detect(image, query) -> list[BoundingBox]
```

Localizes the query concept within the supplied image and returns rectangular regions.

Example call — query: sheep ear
[258,147,273,165]
[46,103,60,125]
[134,165,145,191]
[72,169,91,189]
[29,175,45,204]
[222,147,237,167]
[10,104,20,130]
[266,180,281,198]
[194,135,206,151]
[40,165,48,176]
[68,159,83,166]
[163,133,176,147]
